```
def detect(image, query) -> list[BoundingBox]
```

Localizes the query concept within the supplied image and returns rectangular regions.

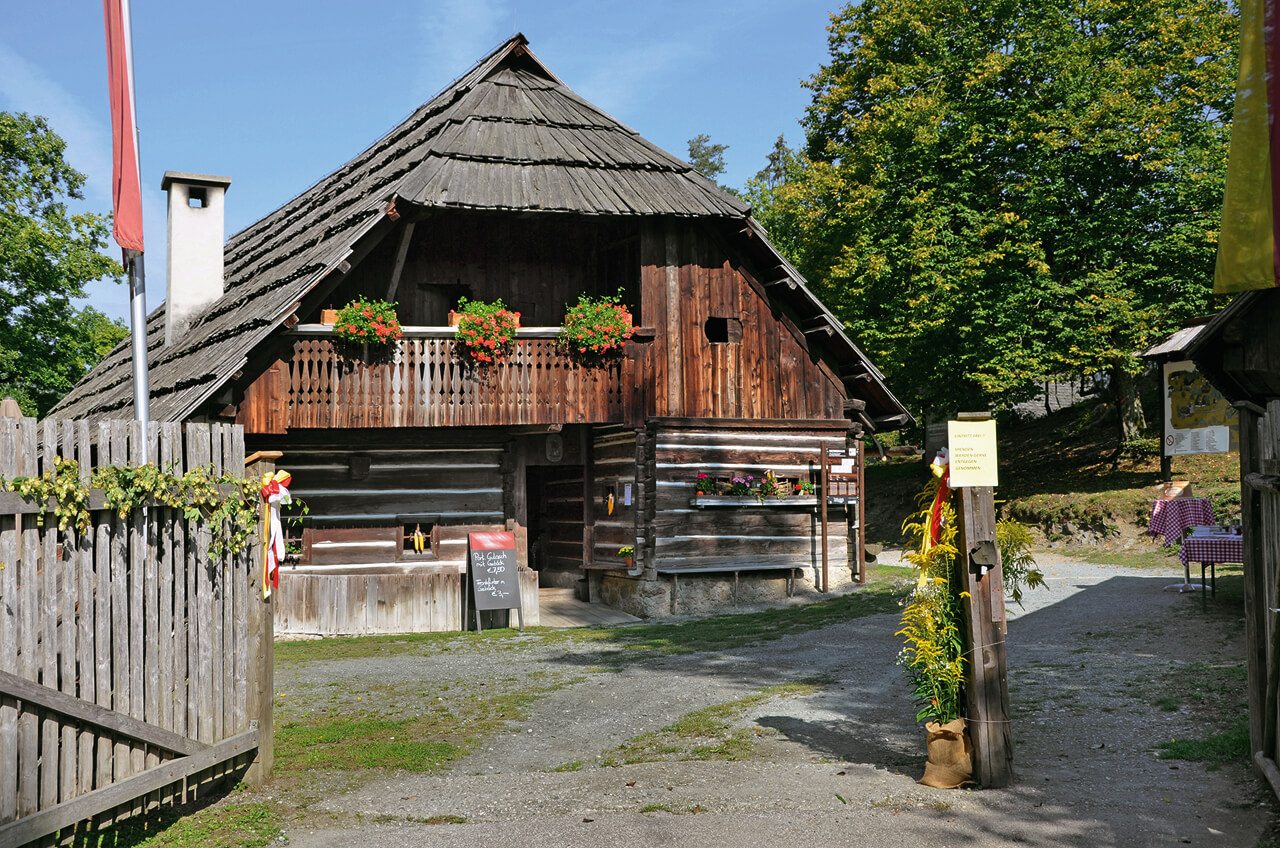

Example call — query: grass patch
[1147,659,1250,769]
[603,681,823,766]
[550,759,584,772]
[583,571,908,660]
[417,814,467,825]
[277,568,911,668]
[1055,546,1181,570]
[1158,718,1251,767]
[275,679,574,774]
[96,801,281,848]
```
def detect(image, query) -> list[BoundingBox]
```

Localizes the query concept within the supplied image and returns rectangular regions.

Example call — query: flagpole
[105,0,150,462]
[125,249,151,445]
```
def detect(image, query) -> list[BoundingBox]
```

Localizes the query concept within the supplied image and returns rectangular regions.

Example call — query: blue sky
[1,1,841,322]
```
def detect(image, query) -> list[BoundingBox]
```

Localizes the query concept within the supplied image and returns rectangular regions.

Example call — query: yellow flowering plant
[897,476,967,724]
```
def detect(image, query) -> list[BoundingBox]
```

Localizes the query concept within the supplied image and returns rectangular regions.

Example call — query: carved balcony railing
[237,328,636,433]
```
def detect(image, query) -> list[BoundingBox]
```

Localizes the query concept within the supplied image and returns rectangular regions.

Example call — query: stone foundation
[599,564,860,619]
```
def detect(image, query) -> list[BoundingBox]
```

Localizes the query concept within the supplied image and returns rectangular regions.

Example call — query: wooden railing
[239,330,633,432]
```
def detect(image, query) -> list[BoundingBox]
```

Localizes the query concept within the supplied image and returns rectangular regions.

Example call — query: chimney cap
[161,171,232,192]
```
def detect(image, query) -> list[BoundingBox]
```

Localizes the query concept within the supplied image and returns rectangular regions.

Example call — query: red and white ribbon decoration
[260,470,293,599]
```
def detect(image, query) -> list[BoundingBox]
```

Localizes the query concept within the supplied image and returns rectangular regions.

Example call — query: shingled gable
[53,33,910,429]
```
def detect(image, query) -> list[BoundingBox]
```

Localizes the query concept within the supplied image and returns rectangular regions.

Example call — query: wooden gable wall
[639,219,847,421]
[327,212,639,327]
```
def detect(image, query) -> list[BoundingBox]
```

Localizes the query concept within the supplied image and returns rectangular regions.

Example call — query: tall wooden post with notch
[951,412,1013,787]
[243,450,280,785]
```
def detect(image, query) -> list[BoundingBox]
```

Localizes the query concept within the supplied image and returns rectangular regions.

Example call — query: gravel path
[275,554,1272,848]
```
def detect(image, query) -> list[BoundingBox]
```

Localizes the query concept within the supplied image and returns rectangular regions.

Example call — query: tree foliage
[755,0,1237,422]
[0,112,124,415]
[687,133,729,183]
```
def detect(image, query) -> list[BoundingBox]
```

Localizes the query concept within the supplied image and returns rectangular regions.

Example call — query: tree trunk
[1113,360,1146,444]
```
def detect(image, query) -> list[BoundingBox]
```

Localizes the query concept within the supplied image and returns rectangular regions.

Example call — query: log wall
[639,219,848,421]
[590,426,641,570]
[644,419,856,580]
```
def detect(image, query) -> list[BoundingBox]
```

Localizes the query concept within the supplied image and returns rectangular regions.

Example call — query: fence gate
[0,418,273,846]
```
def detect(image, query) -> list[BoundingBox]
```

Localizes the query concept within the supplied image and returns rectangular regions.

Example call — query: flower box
[320,308,339,325]
[692,495,820,508]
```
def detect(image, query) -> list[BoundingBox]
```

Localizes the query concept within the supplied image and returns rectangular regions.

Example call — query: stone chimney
[161,171,231,346]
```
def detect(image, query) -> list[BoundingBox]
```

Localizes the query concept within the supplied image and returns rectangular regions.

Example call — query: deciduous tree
[760,0,1237,441]
[0,112,124,414]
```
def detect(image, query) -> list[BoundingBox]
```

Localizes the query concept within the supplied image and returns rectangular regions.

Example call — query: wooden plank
[40,418,61,814]
[17,416,39,817]
[93,421,113,795]
[54,421,78,806]
[0,669,207,757]
[73,419,95,798]
[127,422,147,777]
[231,427,248,736]
[159,424,177,742]
[1240,408,1268,760]
[0,418,19,823]
[0,729,258,848]
[186,424,214,745]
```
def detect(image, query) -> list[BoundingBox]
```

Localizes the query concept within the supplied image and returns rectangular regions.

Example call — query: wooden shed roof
[51,34,910,429]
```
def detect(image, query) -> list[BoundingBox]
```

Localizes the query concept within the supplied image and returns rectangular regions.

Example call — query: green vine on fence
[1,458,262,562]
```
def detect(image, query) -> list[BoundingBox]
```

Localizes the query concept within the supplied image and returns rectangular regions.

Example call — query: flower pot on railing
[320,308,339,325]
[448,310,460,327]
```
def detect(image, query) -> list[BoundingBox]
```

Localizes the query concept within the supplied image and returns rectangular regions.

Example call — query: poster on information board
[1162,361,1236,456]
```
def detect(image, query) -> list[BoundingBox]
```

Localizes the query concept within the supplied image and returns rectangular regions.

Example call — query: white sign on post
[947,419,999,488]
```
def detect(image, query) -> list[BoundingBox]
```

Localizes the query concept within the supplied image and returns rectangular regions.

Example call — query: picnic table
[1178,527,1244,610]
[1148,497,1215,545]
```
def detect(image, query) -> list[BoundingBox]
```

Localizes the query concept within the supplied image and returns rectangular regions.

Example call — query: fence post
[956,481,1014,787]
[243,450,281,786]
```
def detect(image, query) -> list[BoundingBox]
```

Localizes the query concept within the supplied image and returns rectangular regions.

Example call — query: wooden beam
[385,221,417,299]
[0,729,257,847]
[842,398,867,414]
[244,450,284,468]
[872,412,912,429]
[802,319,836,337]
[764,276,797,289]
[0,669,207,756]
[1245,473,1280,495]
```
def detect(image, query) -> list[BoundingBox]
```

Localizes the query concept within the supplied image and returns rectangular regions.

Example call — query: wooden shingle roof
[52,34,909,429]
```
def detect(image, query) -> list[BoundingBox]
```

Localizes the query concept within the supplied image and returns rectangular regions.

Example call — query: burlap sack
[920,717,973,789]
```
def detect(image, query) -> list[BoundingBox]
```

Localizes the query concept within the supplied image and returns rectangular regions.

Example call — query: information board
[1162,360,1236,456]
[467,531,522,612]
[947,419,999,488]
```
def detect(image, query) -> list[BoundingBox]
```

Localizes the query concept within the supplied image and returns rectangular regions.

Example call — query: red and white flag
[103,0,144,252]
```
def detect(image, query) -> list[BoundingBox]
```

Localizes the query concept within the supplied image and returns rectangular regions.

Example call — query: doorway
[525,464,587,590]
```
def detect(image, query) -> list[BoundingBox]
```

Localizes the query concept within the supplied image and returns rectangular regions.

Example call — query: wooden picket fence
[0,417,273,846]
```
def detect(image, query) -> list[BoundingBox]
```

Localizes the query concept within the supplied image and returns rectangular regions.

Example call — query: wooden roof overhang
[1186,290,1280,403]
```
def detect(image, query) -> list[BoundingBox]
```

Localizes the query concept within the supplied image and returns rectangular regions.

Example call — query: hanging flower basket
[558,291,633,365]
[454,297,520,365]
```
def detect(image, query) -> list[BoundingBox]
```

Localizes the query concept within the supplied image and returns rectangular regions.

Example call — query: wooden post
[857,436,867,584]
[956,482,1014,787]
[820,442,829,593]
[243,450,280,786]
[1237,404,1268,763]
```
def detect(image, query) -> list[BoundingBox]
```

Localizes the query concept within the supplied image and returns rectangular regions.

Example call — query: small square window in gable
[704,316,743,344]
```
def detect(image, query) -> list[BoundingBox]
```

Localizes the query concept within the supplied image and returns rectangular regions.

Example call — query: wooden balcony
[238,327,636,433]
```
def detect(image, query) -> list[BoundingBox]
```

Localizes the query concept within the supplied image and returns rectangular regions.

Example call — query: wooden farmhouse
[53,35,910,633]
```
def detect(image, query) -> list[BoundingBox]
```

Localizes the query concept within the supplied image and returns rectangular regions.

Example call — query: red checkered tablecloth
[1179,532,1244,566]
[1149,498,1215,545]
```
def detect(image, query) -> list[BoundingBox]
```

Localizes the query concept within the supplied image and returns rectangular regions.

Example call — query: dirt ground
[262,554,1272,848]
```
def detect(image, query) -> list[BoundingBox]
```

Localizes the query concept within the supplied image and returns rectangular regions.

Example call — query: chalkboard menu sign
[467,531,522,617]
